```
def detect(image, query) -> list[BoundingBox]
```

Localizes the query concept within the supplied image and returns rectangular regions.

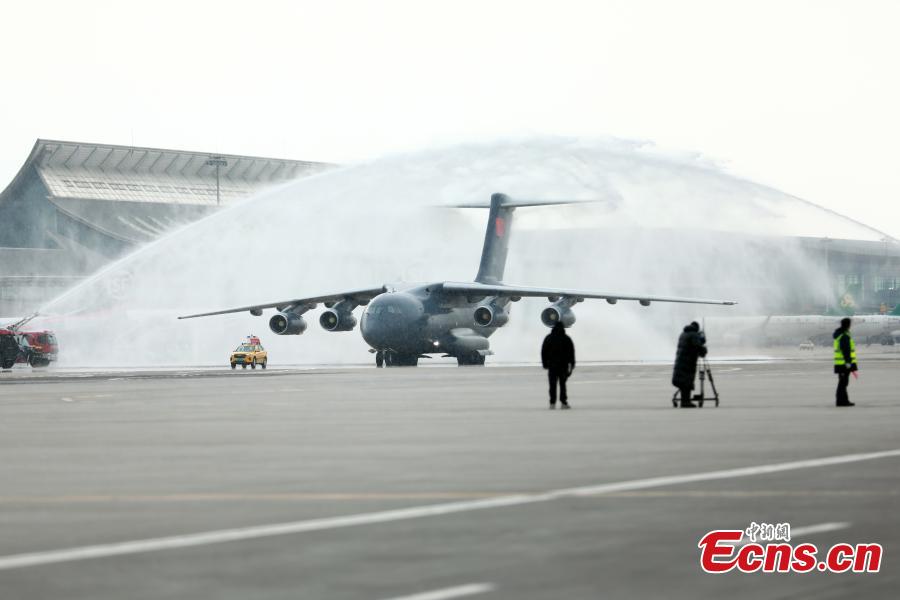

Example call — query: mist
[30,137,875,367]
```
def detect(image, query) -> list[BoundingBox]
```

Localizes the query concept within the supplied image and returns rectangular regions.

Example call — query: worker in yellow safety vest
[832,317,858,407]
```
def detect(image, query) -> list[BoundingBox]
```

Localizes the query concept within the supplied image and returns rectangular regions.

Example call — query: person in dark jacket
[833,317,857,407]
[672,321,707,408]
[541,322,576,409]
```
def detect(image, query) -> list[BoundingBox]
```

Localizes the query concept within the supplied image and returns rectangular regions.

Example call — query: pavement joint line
[378,582,495,600]
[0,448,897,571]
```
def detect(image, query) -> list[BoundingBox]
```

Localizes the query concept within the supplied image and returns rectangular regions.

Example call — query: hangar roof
[3,139,333,206]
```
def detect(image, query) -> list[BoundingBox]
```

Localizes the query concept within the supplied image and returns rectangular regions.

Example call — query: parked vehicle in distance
[230,335,267,370]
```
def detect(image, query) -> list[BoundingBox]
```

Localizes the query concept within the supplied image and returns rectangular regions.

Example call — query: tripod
[671,358,720,407]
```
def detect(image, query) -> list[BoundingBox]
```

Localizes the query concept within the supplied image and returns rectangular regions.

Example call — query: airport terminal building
[1,138,898,316]
[800,237,900,312]
[0,139,332,314]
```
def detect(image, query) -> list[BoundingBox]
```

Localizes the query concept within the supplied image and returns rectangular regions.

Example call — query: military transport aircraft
[179,193,736,366]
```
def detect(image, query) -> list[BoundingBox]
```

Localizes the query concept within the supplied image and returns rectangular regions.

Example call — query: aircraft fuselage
[359,285,506,359]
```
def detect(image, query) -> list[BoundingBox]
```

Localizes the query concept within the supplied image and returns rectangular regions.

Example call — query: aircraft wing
[177,286,389,319]
[440,282,736,306]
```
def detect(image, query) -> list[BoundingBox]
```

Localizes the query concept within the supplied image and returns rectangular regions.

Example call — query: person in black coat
[672,321,707,408]
[541,322,576,409]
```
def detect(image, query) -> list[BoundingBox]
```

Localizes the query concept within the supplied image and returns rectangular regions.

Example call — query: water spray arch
[31,137,891,366]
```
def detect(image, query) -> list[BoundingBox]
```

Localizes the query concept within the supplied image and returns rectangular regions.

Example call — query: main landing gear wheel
[384,351,418,367]
[397,353,419,367]
[375,351,384,368]
[457,351,485,366]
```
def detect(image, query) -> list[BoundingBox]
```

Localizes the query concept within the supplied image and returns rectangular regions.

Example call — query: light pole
[206,156,228,206]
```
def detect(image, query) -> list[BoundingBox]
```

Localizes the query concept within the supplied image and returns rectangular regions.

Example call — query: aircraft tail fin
[458,193,596,284]
[474,193,515,284]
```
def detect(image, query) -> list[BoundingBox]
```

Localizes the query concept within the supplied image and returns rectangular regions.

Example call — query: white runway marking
[569,379,636,385]
[790,522,851,537]
[734,522,851,546]
[0,449,896,571]
[379,582,495,600]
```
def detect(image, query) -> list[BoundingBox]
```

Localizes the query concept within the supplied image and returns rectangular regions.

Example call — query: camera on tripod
[671,328,720,408]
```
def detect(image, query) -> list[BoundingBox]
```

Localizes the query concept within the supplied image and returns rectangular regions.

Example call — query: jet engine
[473,304,509,328]
[269,311,308,335]
[541,304,576,328]
[319,309,357,332]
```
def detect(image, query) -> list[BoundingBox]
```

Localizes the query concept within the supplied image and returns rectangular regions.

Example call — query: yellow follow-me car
[230,336,267,369]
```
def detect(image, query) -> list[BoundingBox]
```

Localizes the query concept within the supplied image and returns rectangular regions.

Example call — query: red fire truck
[1,314,59,369]
[17,330,59,367]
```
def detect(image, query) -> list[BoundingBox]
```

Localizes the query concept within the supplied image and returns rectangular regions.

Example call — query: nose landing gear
[375,350,419,367]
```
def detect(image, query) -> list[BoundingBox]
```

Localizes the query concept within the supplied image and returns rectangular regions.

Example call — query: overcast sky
[2,0,898,237]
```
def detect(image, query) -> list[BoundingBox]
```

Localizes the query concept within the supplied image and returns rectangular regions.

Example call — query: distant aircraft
[705,307,900,348]
[179,193,736,366]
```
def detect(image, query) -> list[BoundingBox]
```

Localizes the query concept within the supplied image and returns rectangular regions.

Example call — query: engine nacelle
[541,305,576,328]
[269,311,308,335]
[473,304,509,328]
[319,309,357,332]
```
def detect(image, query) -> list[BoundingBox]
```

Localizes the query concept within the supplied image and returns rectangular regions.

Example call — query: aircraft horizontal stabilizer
[451,193,603,209]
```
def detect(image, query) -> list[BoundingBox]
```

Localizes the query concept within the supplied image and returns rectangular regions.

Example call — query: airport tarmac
[0,359,898,599]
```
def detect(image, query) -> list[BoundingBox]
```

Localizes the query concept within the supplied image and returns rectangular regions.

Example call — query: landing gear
[375,351,384,368]
[456,351,485,366]
[382,351,418,367]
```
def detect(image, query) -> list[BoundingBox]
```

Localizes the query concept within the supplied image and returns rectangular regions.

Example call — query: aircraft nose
[361,293,422,350]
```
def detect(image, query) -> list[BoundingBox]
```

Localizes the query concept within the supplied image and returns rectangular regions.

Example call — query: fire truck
[0,314,59,370]
[17,330,59,367]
